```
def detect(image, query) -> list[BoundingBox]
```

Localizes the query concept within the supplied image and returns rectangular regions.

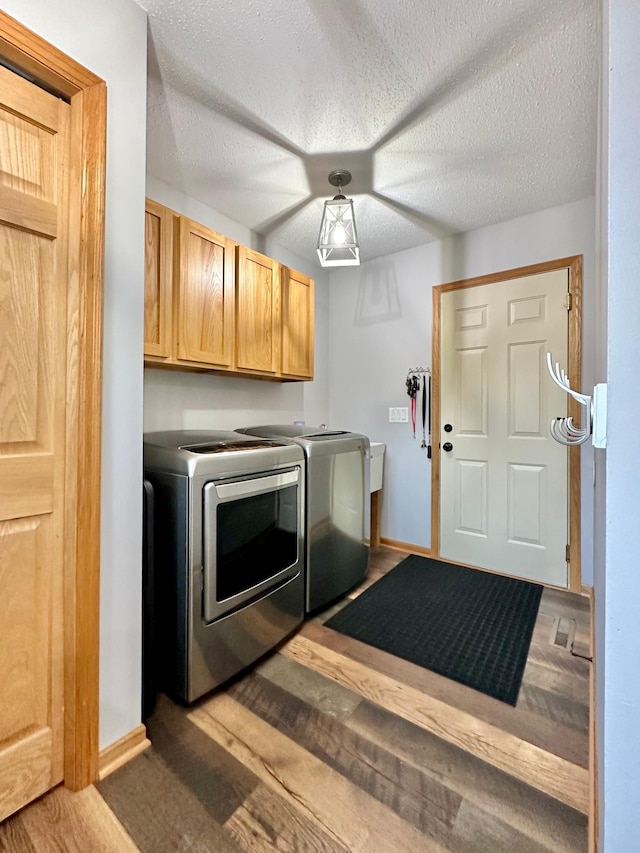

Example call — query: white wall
[600,0,640,846]
[144,176,330,433]
[328,197,596,585]
[2,0,148,749]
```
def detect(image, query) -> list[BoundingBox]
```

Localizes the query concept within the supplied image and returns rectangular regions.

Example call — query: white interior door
[439,269,570,587]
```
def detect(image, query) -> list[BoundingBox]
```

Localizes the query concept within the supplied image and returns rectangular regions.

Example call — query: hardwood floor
[0,547,590,851]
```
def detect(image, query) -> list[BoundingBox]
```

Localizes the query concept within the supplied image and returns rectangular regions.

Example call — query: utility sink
[370,442,385,492]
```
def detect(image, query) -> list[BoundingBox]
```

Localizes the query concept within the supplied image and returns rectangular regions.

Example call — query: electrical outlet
[388,407,409,423]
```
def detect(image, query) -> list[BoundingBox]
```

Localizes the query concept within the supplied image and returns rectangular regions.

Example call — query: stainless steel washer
[236,425,370,614]
[144,430,305,702]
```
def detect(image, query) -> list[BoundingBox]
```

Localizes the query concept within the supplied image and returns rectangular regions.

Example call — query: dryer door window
[202,468,301,622]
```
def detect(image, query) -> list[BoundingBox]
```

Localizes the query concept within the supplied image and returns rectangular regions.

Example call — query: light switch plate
[592,383,607,448]
[388,407,409,423]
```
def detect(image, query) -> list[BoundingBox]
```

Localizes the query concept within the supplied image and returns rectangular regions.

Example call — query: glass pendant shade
[317,195,360,267]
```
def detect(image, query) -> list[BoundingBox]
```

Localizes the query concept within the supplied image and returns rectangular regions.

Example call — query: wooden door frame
[0,11,105,790]
[431,255,583,592]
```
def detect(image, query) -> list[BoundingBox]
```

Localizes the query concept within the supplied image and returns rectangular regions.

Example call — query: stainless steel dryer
[236,425,370,614]
[143,430,305,702]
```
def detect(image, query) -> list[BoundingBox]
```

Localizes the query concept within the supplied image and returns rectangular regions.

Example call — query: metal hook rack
[405,366,432,455]
[546,353,607,448]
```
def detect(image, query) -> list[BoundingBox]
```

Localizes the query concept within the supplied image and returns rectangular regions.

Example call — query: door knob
[443,442,453,452]
[444,423,453,432]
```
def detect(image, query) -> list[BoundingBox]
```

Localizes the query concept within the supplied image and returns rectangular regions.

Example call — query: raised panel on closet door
[236,246,279,374]
[281,266,314,380]
[175,217,235,368]
[143,199,173,360]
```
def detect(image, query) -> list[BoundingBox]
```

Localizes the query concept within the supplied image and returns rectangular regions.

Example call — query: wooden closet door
[0,65,70,819]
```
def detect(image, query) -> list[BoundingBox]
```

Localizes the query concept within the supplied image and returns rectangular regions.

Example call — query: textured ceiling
[139,0,599,267]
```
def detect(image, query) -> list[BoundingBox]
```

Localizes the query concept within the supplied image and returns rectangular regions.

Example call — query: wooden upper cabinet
[142,200,315,381]
[235,246,280,374]
[144,199,173,359]
[175,217,235,367]
[281,267,315,380]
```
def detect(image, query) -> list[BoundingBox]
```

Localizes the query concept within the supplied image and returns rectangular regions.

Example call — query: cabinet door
[176,218,234,367]
[281,267,314,380]
[144,199,173,359]
[236,246,279,374]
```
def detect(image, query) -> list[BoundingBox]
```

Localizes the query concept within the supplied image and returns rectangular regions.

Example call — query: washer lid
[296,431,351,440]
[143,429,305,476]
[144,429,249,449]
[237,424,351,439]
[180,439,283,453]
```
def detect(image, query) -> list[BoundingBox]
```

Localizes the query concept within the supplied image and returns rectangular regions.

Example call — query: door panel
[508,342,544,435]
[455,460,487,536]
[0,518,50,742]
[439,269,569,587]
[0,112,54,200]
[507,463,546,545]
[456,347,487,434]
[0,63,69,820]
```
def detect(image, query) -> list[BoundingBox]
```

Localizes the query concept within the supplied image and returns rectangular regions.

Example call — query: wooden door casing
[281,266,314,380]
[175,217,235,368]
[236,246,280,374]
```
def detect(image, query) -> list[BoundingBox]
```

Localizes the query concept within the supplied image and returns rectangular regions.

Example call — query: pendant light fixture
[317,169,360,267]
